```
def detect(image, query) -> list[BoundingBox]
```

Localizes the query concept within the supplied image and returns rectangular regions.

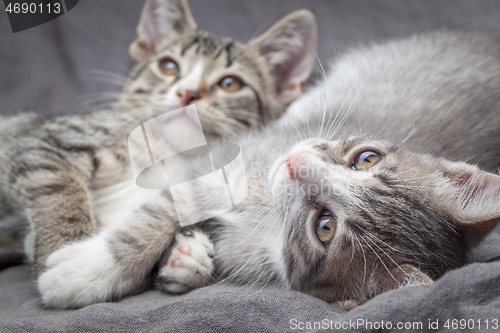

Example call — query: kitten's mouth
[166,111,198,128]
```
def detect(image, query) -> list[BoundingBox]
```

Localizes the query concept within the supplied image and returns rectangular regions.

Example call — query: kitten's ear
[248,10,318,106]
[437,161,500,225]
[129,0,197,62]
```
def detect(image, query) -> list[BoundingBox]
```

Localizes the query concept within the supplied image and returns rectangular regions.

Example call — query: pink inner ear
[136,2,160,55]
[449,169,500,209]
[275,31,315,95]
[138,40,150,53]
[451,169,494,191]
[449,169,474,186]
[444,167,500,223]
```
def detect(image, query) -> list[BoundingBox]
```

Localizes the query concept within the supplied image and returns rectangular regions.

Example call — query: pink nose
[177,89,200,107]
[286,152,304,178]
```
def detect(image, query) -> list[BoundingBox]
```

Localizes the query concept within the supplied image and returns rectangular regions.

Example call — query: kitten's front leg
[38,230,133,308]
[38,192,181,308]
[0,140,98,274]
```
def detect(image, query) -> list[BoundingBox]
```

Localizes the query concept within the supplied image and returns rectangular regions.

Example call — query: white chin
[171,114,196,127]
[166,116,205,150]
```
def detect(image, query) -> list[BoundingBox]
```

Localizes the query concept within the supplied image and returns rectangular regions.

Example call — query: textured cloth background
[1,1,500,332]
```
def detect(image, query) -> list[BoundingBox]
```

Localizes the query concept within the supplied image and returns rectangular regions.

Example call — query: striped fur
[8,5,500,311]
[196,30,500,307]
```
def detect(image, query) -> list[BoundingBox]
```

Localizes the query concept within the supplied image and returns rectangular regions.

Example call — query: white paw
[156,229,214,293]
[38,232,134,309]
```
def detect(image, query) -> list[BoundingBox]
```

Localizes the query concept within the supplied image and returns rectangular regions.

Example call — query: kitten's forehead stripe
[212,42,225,59]
[179,32,235,60]
[224,42,234,67]
[342,138,361,155]
[181,35,199,55]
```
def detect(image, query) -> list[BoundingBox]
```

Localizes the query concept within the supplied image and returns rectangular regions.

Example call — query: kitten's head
[122,0,317,142]
[269,137,500,304]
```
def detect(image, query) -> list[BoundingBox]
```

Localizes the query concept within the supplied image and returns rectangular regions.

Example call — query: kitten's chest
[90,150,159,229]
[92,180,161,228]
[91,159,182,228]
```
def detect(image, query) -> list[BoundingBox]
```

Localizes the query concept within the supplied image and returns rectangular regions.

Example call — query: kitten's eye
[159,57,180,77]
[351,150,382,170]
[218,76,244,92]
[314,210,336,244]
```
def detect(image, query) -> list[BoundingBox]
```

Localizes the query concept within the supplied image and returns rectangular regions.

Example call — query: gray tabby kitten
[0,0,317,306]
[148,30,500,306]
[208,30,500,306]
[32,29,500,310]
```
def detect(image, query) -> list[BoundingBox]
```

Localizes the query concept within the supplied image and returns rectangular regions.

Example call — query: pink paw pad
[171,258,183,267]
[170,230,195,268]
[178,244,191,255]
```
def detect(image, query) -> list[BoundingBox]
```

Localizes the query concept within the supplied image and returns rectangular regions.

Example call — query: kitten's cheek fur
[37,232,135,309]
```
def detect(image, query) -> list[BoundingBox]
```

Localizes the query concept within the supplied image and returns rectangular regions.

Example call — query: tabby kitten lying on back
[152,30,500,307]
[0,0,317,305]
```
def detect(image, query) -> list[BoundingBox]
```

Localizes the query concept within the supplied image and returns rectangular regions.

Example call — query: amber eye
[351,150,382,171]
[159,57,179,77]
[314,210,336,244]
[218,76,244,92]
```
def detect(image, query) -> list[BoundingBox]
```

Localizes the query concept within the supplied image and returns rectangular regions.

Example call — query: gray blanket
[2,1,500,332]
